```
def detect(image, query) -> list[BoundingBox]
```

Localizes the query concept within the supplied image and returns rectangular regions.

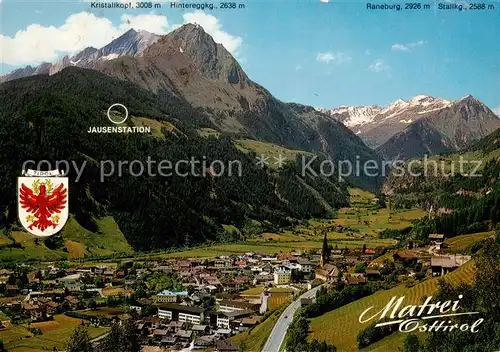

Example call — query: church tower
[321,231,328,267]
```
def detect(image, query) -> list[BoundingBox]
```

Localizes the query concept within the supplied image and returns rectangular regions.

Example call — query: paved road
[263,285,324,352]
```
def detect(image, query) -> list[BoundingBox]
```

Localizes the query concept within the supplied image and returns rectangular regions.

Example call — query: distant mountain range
[6,23,377,189]
[317,95,452,147]
[2,24,497,168]
[318,94,500,160]
[0,29,159,83]
[92,24,382,190]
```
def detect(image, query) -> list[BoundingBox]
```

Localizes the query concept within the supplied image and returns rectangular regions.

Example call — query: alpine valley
[0,22,500,352]
[0,24,382,258]
[0,24,498,257]
[318,94,500,160]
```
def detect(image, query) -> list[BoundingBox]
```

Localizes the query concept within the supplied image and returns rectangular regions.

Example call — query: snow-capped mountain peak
[317,105,382,128]
[381,98,409,115]
[0,29,160,82]
[317,94,458,148]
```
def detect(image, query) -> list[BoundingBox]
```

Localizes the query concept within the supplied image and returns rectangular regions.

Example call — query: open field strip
[361,331,426,352]
[150,238,397,259]
[444,231,494,253]
[1,315,109,351]
[230,309,282,351]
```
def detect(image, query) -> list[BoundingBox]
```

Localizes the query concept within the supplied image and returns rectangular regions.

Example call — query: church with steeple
[320,231,329,267]
[316,231,340,282]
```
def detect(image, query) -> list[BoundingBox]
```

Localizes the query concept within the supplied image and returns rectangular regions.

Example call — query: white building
[297,259,314,273]
[274,269,291,285]
[216,310,255,329]
[218,300,256,313]
[157,304,205,325]
[158,309,172,320]
[153,290,188,303]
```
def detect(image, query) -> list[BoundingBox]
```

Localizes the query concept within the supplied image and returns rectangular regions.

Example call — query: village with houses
[0,229,473,352]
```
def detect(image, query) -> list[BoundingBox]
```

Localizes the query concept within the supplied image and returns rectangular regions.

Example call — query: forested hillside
[382,128,500,243]
[0,67,350,252]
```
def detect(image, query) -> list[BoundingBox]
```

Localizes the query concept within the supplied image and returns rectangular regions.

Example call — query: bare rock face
[94,24,382,189]
[376,95,500,161]
[49,55,71,75]
[166,24,247,85]
[318,95,453,148]
[33,62,52,75]
[0,29,159,81]
[1,24,382,190]
[0,65,35,83]
[319,94,500,161]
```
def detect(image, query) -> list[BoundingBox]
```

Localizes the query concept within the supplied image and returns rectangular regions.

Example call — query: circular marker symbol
[107,103,129,124]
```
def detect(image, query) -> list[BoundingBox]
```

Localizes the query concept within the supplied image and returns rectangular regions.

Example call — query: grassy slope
[230,309,282,352]
[131,116,183,139]
[423,149,500,173]
[0,216,132,261]
[308,261,476,352]
[443,231,494,253]
[0,231,67,262]
[0,187,424,262]
[0,315,109,351]
[61,216,133,257]
[134,188,423,260]
[361,331,425,352]
[153,239,397,259]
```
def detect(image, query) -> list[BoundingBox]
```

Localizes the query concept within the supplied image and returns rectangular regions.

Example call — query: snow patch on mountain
[317,95,459,148]
[0,29,160,82]
[101,53,120,61]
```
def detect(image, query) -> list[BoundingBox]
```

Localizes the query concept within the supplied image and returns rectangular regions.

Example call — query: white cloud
[0,12,169,65]
[320,0,329,2]
[391,44,410,52]
[492,106,500,117]
[181,11,242,56]
[391,40,426,52]
[120,14,169,34]
[316,51,351,65]
[369,59,390,72]
[1,10,242,66]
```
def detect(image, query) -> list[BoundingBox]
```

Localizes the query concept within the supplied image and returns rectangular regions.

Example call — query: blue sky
[1,0,499,111]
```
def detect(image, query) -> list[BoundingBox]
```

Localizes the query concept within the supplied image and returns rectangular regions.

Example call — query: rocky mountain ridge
[0,29,159,83]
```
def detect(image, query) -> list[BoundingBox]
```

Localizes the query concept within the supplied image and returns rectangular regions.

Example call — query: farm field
[0,315,109,351]
[308,260,476,351]
[268,294,292,311]
[101,286,134,297]
[77,307,126,318]
[107,188,422,262]
[332,207,425,237]
[0,232,12,245]
[240,287,265,296]
[261,232,307,242]
[444,231,494,253]
[334,188,426,235]
[0,296,24,304]
[155,238,397,259]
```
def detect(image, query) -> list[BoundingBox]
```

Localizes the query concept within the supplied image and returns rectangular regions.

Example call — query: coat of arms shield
[18,169,69,237]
